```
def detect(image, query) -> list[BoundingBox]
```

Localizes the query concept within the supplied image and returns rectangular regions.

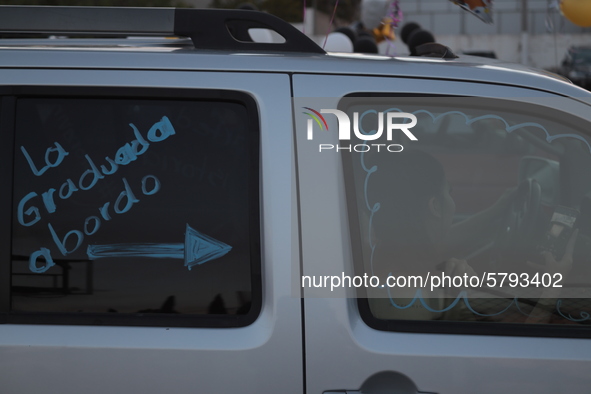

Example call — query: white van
[1,6,591,394]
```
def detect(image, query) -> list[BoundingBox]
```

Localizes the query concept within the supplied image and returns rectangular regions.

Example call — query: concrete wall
[197,0,590,70]
[397,0,591,69]
[434,33,590,69]
[309,1,590,70]
[400,0,591,35]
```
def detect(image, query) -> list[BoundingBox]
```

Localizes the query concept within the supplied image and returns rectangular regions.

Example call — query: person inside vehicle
[366,150,576,322]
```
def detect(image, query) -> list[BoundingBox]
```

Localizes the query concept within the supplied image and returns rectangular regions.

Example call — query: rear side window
[6,89,260,327]
[342,95,591,336]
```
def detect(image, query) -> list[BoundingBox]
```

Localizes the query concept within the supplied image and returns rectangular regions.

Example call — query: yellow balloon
[372,17,396,44]
[560,0,591,27]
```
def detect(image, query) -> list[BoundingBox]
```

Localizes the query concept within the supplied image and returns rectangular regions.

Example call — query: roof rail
[0,6,325,54]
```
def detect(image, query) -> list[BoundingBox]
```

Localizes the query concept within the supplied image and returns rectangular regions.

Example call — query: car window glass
[11,95,260,325]
[574,50,591,64]
[343,96,591,327]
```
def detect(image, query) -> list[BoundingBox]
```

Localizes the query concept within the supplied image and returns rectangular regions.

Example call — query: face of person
[425,179,456,249]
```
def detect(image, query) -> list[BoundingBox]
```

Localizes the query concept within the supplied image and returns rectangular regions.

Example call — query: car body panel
[0,69,302,394]
[0,42,583,97]
[293,73,591,394]
[2,16,591,393]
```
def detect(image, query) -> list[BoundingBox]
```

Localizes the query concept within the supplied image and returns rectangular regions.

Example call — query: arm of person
[525,229,578,324]
[438,231,576,324]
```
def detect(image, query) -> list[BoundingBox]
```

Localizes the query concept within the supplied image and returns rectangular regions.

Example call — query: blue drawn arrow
[86,224,232,270]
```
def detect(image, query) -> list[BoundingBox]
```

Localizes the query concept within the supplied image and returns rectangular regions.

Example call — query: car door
[0,68,302,394]
[293,73,591,393]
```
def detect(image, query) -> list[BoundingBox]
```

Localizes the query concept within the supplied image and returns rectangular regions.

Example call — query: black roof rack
[415,43,458,59]
[0,6,325,54]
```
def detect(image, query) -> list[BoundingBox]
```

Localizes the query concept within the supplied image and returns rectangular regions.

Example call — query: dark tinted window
[10,93,260,326]
[342,96,591,335]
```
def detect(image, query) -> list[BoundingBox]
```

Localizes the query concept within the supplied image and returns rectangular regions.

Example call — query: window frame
[0,86,262,328]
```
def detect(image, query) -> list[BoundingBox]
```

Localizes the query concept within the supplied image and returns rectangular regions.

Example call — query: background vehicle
[1,6,591,394]
[558,46,591,90]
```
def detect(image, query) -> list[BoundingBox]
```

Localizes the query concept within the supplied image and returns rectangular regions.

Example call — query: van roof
[0,38,581,96]
[0,5,586,97]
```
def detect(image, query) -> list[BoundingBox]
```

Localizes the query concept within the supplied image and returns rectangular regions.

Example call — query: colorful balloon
[449,0,493,24]
[373,1,402,43]
[361,0,401,43]
[560,0,591,27]
[373,17,396,43]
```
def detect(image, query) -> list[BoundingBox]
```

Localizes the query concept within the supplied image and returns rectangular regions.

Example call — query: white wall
[396,0,590,69]
[308,1,590,70]
[427,33,590,70]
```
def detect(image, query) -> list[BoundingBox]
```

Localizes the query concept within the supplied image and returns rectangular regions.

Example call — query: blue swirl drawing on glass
[385,286,591,321]
[358,107,590,321]
[387,286,514,317]
[555,299,591,322]
[87,224,232,270]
